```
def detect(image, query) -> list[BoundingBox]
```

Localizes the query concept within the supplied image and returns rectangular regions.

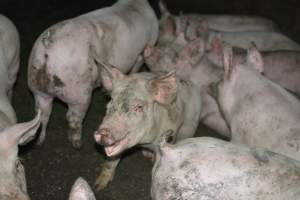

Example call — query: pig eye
[132,104,144,112]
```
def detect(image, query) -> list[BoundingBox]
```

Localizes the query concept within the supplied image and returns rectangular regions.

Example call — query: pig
[0,111,41,200]
[0,14,20,99]
[144,33,231,138]
[68,177,96,200]
[27,0,159,148]
[152,133,300,200]
[207,36,300,97]
[93,61,202,190]
[162,14,300,52]
[215,44,300,161]
[158,0,279,45]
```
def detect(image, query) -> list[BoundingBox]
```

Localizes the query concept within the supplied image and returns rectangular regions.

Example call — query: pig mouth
[104,137,129,157]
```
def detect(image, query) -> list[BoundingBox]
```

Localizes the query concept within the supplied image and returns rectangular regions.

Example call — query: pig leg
[129,55,143,74]
[95,157,120,191]
[66,95,91,149]
[7,56,20,100]
[34,93,53,145]
[200,94,231,139]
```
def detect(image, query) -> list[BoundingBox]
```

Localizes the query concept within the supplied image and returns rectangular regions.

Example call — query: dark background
[0,0,299,199]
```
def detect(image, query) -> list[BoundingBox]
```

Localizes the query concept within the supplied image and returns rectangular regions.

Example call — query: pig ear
[177,37,205,66]
[247,42,264,73]
[98,60,125,91]
[223,44,235,80]
[160,15,177,38]
[68,177,96,200]
[147,71,178,105]
[143,44,155,58]
[159,0,171,18]
[0,110,41,147]
[211,34,224,56]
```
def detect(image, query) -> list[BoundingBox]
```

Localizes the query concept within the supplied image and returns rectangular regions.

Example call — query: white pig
[27,0,158,148]
[216,44,300,161]
[152,134,300,200]
[93,62,202,190]
[207,36,300,97]
[0,14,20,99]
[68,177,96,200]
[0,111,41,200]
[158,3,300,52]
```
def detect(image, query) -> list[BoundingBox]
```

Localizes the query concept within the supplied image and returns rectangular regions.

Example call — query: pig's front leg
[129,55,144,74]
[95,156,120,191]
[200,94,231,139]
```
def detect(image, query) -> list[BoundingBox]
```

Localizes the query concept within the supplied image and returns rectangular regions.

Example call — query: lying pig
[0,14,20,99]
[93,62,202,190]
[207,37,300,97]
[158,0,279,45]
[0,111,41,200]
[69,177,96,200]
[158,3,300,52]
[215,44,300,161]
[27,0,158,148]
[152,134,300,200]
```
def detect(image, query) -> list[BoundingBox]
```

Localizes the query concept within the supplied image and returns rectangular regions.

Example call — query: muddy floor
[1,0,300,199]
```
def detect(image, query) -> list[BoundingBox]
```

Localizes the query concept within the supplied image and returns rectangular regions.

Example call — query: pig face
[144,35,206,74]
[94,62,180,157]
[0,111,41,200]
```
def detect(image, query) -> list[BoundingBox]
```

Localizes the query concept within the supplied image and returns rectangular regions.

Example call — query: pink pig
[93,61,202,190]
[27,0,158,148]
[216,44,300,161]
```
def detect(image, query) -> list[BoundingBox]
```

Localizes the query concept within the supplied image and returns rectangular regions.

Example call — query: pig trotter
[95,158,120,191]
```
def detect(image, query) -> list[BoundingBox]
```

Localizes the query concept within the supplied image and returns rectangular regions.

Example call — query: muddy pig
[152,134,300,200]
[68,177,96,200]
[215,44,300,161]
[27,0,158,148]
[0,111,41,200]
[0,14,20,100]
[93,61,202,190]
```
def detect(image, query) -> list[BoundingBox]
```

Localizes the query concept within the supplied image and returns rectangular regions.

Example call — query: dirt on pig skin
[1,0,300,199]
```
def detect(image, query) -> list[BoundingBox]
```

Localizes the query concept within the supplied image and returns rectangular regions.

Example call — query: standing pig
[152,134,300,200]
[0,14,20,99]
[68,177,96,200]
[93,62,202,190]
[0,111,41,200]
[215,44,300,161]
[27,0,158,148]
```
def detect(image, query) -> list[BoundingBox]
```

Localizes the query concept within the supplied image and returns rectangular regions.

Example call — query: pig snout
[94,128,115,146]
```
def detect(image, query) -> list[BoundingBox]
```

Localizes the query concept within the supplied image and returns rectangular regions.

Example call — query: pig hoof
[94,176,110,191]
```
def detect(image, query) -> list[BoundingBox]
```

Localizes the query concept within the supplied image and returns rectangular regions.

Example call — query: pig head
[94,61,200,157]
[0,111,41,200]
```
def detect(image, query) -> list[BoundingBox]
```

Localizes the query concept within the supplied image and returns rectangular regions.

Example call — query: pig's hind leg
[34,93,53,145]
[66,93,92,149]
